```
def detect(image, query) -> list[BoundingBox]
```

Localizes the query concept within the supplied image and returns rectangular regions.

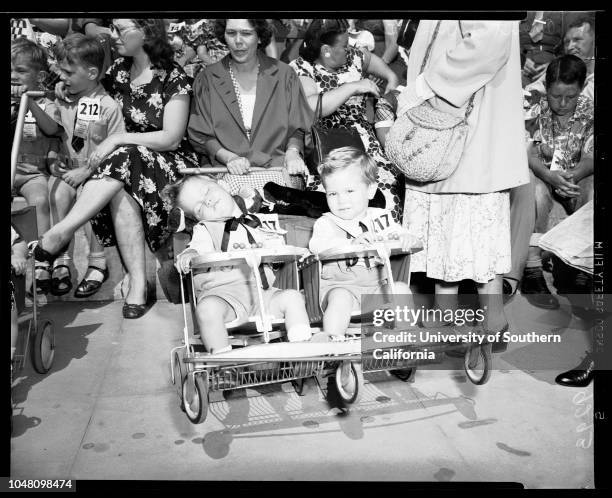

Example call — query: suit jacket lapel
[210,57,247,136]
[251,54,279,140]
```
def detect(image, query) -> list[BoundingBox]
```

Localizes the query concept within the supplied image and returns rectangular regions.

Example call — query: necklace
[228,60,259,141]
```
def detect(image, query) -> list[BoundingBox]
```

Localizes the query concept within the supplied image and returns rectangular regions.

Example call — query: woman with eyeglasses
[289,19,403,223]
[188,19,313,194]
[31,19,199,319]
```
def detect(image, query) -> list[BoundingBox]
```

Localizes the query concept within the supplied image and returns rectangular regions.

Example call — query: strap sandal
[30,265,52,296]
[74,266,109,298]
[50,264,73,296]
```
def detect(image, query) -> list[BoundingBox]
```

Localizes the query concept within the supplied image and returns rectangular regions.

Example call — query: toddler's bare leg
[21,177,52,235]
[323,288,356,338]
[48,176,76,226]
[269,289,312,341]
[196,296,236,353]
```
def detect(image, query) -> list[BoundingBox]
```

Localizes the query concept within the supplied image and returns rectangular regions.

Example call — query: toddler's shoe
[287,324,313,342]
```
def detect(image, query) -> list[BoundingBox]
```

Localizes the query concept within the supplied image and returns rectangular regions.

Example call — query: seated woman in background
[31,19,199,319]
[188,19,313,194]
[289,19,404,223]
[522,54,593,304]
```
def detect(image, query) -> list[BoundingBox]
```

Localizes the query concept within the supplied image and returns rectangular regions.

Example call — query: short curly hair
[54,33,105,74]
[214,19,273,48]
[11,38,49,73]
[318,147,378,187]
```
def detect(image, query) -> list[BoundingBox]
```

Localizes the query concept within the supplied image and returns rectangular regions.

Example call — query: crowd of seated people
[10,15,596,387]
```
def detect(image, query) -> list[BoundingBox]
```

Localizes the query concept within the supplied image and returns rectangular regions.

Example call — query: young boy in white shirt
[309,147,415,339]
[49,33,126,297]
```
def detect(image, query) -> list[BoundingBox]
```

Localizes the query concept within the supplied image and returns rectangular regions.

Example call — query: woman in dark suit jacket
[188,19,313,193]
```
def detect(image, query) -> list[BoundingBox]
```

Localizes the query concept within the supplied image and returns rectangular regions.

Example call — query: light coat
[404,20,529,194]
[188,53,313,168]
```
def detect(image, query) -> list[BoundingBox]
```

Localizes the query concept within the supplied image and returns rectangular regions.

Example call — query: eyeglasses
[109,23,140,39]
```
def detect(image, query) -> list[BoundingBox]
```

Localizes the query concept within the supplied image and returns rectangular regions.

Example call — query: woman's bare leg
[422,280,459,327]
[40,177,123,254]
[109,189,147,305]
[47,176,76,225]
[477,275,507,331]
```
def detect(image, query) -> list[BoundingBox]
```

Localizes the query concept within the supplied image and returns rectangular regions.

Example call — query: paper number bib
[77,98,101,121]
[369,213,392,234]
[256,213,286,234]
[74,97,101,139]
[22,109,37,141]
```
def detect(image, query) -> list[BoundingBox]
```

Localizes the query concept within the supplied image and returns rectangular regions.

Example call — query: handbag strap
[420,20,442,73]
[314,92,323,123]
[458,21,476,120]
[421,20,475,121]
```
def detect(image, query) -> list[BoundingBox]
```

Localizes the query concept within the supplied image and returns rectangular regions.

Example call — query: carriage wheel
[464,343,492,385]
[335,361,363,404]
[31,319,55,374]
[390,368,416,383]
[182,372,209,424]
[172,351,186,408]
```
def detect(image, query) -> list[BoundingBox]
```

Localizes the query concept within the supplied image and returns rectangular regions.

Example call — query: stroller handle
[178,166,286,175]
[24,90,49,98]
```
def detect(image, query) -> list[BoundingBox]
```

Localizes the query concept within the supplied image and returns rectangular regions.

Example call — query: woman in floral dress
[289,19,403,222]
[32,19,198,319]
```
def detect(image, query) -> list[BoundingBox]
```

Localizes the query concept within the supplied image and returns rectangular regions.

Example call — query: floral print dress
[290,46,404,223]
[90,57,199,252]
[532,94,594,170]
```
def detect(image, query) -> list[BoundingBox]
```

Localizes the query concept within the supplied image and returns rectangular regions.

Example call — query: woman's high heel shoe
[122,284,153,319]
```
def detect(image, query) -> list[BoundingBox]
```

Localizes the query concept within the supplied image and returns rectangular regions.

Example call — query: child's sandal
[30,266,52,295]
[50,264,72,296]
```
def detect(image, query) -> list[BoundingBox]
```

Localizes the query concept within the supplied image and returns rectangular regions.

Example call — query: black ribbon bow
[220,213,269,290]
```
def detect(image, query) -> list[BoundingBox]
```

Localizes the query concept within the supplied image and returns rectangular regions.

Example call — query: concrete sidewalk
[10,294,593,487]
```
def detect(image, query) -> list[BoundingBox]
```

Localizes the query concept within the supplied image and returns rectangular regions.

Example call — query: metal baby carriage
[169,242,363,424]
[170,167,363,424]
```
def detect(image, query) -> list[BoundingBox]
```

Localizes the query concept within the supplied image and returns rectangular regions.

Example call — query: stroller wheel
[172,351,186,409]
[464,343,492,385]
[182,372,209,424]
[32,319,55,374]
[334,361,363,405]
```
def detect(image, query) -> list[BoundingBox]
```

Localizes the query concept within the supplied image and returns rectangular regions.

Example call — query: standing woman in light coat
[391,20,529,347]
